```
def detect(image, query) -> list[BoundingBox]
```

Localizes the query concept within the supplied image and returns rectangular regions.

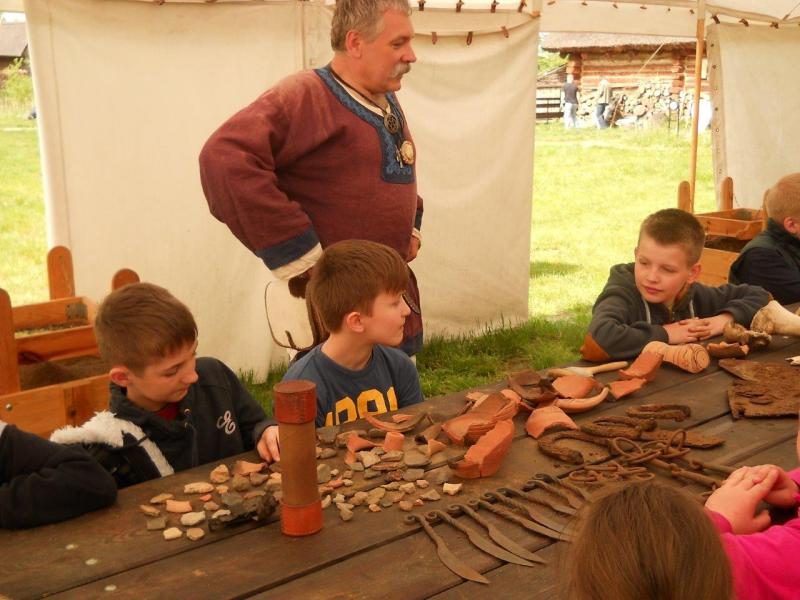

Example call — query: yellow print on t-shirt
[323,386,399,427]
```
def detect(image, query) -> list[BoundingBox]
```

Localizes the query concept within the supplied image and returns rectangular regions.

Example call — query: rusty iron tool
[425,510,536,567]
[447,503,546,564]
[497,486,577,516]
[682,457,736,476]
[523,476,584,510]
[404,513,489,585]
[472,498,573,543]
[479,493,574,541]
[533,472,592,502]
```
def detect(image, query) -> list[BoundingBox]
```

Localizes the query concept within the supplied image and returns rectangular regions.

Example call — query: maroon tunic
[199,66,423,353]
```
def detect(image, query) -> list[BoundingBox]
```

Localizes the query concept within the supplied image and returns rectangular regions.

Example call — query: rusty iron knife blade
[455,504,546,564]
[432,511,535,567]
[413,515,489,584]
[478,499,574,542]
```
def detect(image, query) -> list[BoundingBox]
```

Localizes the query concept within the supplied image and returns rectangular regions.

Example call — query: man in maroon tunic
[199,0,423,355]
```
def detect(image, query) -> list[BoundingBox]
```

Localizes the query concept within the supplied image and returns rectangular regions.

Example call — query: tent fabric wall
[25,0,537,374]
[707,23,800,209]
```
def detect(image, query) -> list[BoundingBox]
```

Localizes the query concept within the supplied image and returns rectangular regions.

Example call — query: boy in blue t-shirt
[282,240,424,427]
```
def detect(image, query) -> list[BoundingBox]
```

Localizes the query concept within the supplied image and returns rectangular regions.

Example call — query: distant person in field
[729,173,800,304]
[561,74,580,129]
[596,77,611,129]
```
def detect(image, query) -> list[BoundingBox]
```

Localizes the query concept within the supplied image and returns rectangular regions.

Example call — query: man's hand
[705,465,779,534]
[407,236,421,262]
[257,425,280,463]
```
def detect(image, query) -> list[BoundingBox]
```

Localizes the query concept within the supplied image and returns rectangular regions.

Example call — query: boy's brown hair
[764,173,800,224]
[94,283,198,374]
[308,240,408,333]
[639,208,706,265]
[565,481,732,600]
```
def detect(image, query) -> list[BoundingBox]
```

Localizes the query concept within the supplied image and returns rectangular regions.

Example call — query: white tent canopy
[10,0,800,374]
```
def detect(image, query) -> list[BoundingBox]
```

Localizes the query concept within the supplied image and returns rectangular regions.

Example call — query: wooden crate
[695,208,764,240]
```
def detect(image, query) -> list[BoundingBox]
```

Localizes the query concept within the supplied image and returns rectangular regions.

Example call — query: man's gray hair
[330,0,412,52]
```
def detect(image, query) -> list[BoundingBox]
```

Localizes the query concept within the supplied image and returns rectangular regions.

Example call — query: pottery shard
[403,449,430,468]
[233,460,266,476]
[140,504,161,517]
[204,501,220,512]
[415,479,430,489]
[525,405,578,439]
[431,466,454,485]
[321,495,332,509]
[619,351,663,382]
[381,450,404,462]
[426,439,447,457]
[366,487,387,505]
[317,464,332,484]
[608,378,648,400]
[230,474,251,492]
[150,493,173,505]
[400,482,417,494]
[336,430,368,448]
[250,472,270,486]
[146,516,167,531]
[199,494,212,502]
[216,485,229,495]
[399,500,414,512]
[180,511,206,527]
[404,468,425,482]
[414,499,424,507]
[184,482,215,495]
[339,508,354,522]
[643,341,710,374]
[347,435,378,453]
[165,500,193,514]
[363,469,381,480]
[358,451,381,469]
[454,419,514,479]
[211,509,231,520]
[387,491,406,503]
[351,491,369,507]
[368,504,382,513]
[317,426,339,445]
[208,465,231,483]
[163,527,183,541]
[383,431,406,452]
[320,448,338,460]
[186,528,205,541]
[442,483,462,496]
[707,341,749,359]
[421,489,441,501]
[552,375,600,399]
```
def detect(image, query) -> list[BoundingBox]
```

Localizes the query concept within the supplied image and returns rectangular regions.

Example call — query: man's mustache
[392,63,412,77]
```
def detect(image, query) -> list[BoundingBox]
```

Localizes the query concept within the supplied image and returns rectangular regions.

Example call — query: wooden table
[3,335,800,600]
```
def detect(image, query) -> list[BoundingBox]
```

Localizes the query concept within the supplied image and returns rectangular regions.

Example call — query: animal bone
[723,321,771,349]
[751,300,800,337]
[642,341,709,373]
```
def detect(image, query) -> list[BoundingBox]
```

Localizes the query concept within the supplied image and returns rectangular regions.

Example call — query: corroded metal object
[537,430,613,465]
[523,475,583,510]
[626,404,691,422]
[446,503,546,564]
[481,491,572,537]
[472,497,573,542]
[404,513,489,584]
[532,472,592,502]
[425,510,535,567]
[496,486,576,516]
[720,359,800,418]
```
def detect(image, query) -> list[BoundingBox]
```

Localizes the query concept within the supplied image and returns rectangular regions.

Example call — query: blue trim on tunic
[315,66,414,185]
[256,225,319,269]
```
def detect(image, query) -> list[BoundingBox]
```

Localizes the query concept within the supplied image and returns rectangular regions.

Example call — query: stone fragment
[318,485,333,496]
[211,509,231,519]
[321,495,332,509]
[269,462,282,473]
[431,467,454,485]
[203,501,219,512]
[366,487,387,505]
[387,491,405,503]
[317,426,339,445]
[368,428,385,439]
[384,470,405,482]
[221,493,243,512]
[404,468,425,482]
[374,447,386,456]
[140,504,161,517]
[381,451,404,462]
[343,470,353,479]
[316,446,322,458]
[368,504,382,513]
[400,482,416,494]
[382,481,401,490]
[216,485,229,495]
[244,490,266,499]
[265,481,282,493]
[414,499,424,507]
[163,527,183,541]
[379,498,394,508]
[359,451,381,468]
[351,491,369,507]
[343,479,354,487]
[146,517,167,530]
[442,483,463,496]
[199,494,212,502]
[317,463,332,484]
[165,500,193,514]
[363,468,381,479]
[398,501,414,512]
[150,493,173,504]
[85,558,98,566]
[421,489,441,502]
[333,493,346,504]
[337,502,354,511]
[330,469,340,478]
[274,491,283,502]
[186,528,205,541]
[415,479,430,489]
[180,511,206,527]
[209,464,231,483]
[339,508,354,522]
[233,460,266,476]
[231,474,251,492]
[250,472,270,486]
[350,462,365,472]
[320,448,338,459]
[184,482,214,494]
[403,449,430,468]
[269,473,282,482]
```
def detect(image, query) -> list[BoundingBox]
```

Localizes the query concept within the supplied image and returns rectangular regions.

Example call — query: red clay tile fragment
[232,460,266,476]
[608,378,647,400]
[427,439,447,457]
[382,431,405,452]
[619,351,662,382]
[552,375,599,399]
[553,387,610,413]
[525,405,579,439]
[346,435,377,453]
[707,341,749,359]
[454,420,514,478]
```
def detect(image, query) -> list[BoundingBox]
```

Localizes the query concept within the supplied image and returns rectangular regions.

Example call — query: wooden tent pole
[688,0,706,210]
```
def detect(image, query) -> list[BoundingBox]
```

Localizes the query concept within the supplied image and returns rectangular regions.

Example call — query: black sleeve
[694,281,771,325]
[215,361,274,450]
[585,293,670,360]
[729,248,800,305]
[0,424,117,529]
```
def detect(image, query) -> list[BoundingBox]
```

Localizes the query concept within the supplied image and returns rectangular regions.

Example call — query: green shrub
[1,58,34,110]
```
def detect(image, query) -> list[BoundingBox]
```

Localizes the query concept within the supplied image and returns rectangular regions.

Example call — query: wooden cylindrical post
[274,380,323,536]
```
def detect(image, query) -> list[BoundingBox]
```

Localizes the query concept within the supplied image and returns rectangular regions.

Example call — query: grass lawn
[0,107,713,411]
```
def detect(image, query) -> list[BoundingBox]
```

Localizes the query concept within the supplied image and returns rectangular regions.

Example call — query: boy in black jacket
[51,283,280,488]
[581,209,770,361]
[1,420,117,528]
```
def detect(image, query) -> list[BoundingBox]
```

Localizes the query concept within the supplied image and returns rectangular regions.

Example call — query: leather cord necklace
[329,66,402,134]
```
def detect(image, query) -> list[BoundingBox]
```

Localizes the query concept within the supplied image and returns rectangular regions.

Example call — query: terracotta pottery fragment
[404,449,431,468]
[619,351,663,381]
[421,489,441,501]
[427,439,447,457]
[415,422,443,445]
[391,413,413,423]
[316,426,339,445]
[453,420,514,479]
[552,375,600,399]
[209,464,231,484]
[199,494,212,502]
[399,501,414,512]
[525,405,578,439]
[608,378,647,400]
[415,479,430,489]
[365,412,430,433]
[165,500,193,514]
[163,527,183,541]
[184,482,214,495]
[553,387,610,413]
[232,460,266,476]
[442,392,519,445]
[186,528,205,541]
[643,341,710,373]
[346,435,378,453]
[382,431,405,452]
[203,501,219,511]
[707,341,749,359]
